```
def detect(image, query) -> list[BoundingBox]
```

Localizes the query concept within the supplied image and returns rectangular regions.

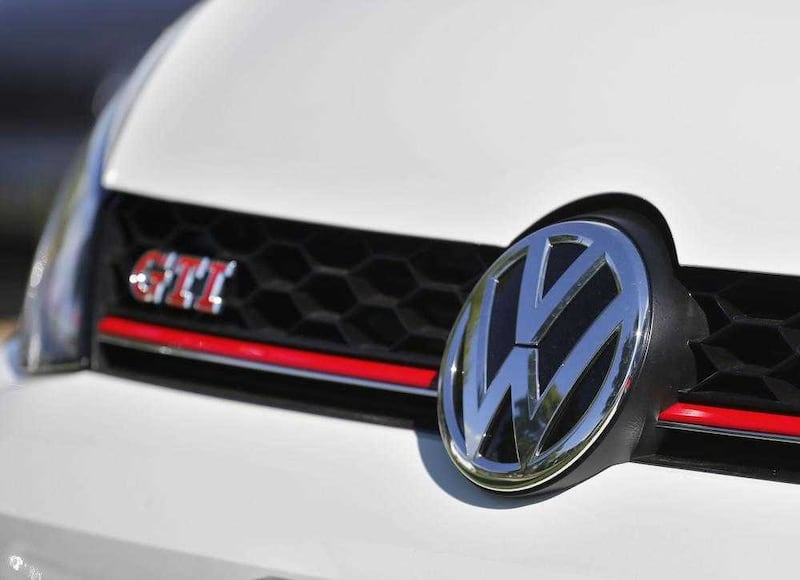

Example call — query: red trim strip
[97,316,438,389]
[659,402,800,438]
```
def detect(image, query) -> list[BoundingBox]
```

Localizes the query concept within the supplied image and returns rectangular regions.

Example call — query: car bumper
[0,341,798,579]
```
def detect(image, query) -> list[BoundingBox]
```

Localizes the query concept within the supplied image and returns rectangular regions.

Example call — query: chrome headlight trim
[15,10,194,374]
[19,111,113,373]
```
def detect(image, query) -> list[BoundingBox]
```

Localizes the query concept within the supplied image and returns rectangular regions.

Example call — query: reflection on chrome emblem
[128,249,236,314]
[438,220,651,493]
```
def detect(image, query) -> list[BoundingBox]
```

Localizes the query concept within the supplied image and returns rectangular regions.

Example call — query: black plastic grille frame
[95,192,503,369]
[681,268,800,416]
[95,192,800,420]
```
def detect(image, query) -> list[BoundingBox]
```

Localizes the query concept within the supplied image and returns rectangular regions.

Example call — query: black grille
[95,192,502,369]
[95,192,800,418]
[681,268,800,416]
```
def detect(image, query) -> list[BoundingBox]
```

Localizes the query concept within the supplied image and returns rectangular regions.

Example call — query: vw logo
[438,220,651,493]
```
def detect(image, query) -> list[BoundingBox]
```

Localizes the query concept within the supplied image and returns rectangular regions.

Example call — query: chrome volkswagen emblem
[438,220,651,493]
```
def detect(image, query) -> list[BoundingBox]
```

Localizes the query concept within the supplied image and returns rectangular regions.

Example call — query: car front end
[4,1,800,578]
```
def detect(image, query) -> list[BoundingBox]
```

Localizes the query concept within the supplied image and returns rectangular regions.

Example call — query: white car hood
[105,0,800,276]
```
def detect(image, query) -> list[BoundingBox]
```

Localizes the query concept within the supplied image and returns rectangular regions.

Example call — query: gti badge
[438,220,651,493]
[128,250,236,314]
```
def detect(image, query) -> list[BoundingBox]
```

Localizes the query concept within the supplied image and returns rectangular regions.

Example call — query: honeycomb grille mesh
[682,268,800,415]
[96,193,800,412]
[95,192,502,368]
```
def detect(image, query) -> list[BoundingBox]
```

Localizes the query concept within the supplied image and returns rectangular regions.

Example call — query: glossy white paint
[0,515,271,580]
[0,344,796,578]
[107,0,800,276]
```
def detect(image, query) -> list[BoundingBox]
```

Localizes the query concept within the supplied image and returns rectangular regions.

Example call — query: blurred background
[0,0,196,326]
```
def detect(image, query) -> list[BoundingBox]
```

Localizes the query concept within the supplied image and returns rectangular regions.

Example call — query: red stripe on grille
[659,402,800,438]
[98,316,438,389]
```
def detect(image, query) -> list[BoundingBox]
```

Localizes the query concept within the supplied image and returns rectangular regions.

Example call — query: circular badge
[438,220,651,493]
